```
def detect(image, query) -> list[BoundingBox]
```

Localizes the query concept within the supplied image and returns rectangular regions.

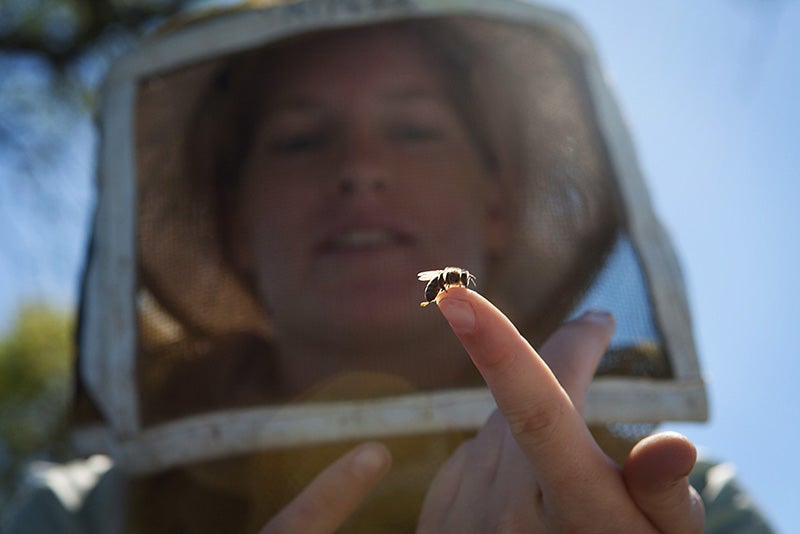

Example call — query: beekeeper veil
[73,0,706,484]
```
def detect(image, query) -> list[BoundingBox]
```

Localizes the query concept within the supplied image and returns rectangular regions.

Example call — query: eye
[388,123,444,144]
[269,132,329,154]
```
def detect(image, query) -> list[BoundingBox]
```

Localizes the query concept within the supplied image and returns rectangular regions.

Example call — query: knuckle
[504,396,566,449]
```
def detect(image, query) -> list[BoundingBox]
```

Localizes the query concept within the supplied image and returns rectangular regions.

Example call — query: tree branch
[0,0,189,67]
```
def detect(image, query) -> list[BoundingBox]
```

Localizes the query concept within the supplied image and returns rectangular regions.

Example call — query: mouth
[318,228,414,254]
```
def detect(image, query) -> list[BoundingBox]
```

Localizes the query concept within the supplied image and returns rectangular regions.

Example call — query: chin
[329,296,418,326]
[313,295,434,343]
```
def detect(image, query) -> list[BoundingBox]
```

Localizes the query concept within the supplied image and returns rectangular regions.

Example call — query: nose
[338,175,386,194]
[334,130,388,195]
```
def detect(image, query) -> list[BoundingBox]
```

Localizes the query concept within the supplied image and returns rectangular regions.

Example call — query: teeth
[333,229,395,248]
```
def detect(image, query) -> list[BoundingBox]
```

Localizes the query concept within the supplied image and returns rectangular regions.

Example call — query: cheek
[424,161,487,223]
[243,170,314,227]
[239,180,309,272]
[243,194,309,312]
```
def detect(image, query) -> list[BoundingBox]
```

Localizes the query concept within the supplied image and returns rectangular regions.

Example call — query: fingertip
[579,308,615,327]
[538,310,616,403]
[569,309,616,342]
[352,442,392,481]
[545,309,615,360]
[260,442,392,534]
[436,288,477,334]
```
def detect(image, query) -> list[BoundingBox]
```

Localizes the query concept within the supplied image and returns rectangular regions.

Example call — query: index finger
[260,442,391,534]
[435,288,610,482]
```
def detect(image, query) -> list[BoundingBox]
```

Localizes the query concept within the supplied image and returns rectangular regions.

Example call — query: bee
[417,267,476,307]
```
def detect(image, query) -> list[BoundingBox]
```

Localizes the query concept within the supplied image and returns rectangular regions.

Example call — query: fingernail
[438,296,476,333]
[353,443,390,480]
[581,308,614,324]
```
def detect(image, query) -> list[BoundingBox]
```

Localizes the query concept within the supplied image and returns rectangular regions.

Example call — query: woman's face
[231,26,507,346]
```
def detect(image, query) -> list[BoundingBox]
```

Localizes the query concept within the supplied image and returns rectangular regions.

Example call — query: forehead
[257,26,450,102]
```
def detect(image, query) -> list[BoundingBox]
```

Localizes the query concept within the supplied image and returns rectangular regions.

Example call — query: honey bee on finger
[417,267,476,307]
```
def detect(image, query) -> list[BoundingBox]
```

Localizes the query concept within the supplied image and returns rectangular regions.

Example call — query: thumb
[623,432,705,534]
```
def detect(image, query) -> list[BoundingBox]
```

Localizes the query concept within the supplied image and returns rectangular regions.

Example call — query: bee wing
[417,270,443,281]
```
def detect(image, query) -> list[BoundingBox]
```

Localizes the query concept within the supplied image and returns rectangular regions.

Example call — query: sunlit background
[1,0,797,531]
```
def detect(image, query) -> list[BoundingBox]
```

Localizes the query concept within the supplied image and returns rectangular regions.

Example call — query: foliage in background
[0,0,194,189]
[0,0,189,66]
[0,0,194,340]
[0,303,74,514]
[0,7,191,513]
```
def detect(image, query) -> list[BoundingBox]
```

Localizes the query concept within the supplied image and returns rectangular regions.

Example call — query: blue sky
[1,0,797,531]
[546,1,799,531]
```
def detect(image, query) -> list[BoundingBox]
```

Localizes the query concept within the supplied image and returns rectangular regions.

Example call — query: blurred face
[231,26,506,347]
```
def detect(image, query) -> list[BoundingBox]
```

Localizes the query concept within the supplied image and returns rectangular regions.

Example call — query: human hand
[259,442,391,533]
[418,287,704,533]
